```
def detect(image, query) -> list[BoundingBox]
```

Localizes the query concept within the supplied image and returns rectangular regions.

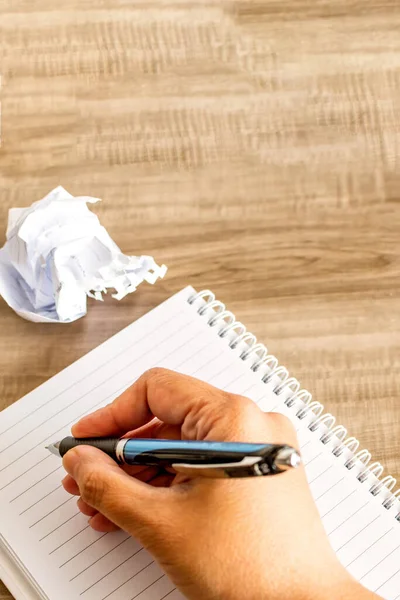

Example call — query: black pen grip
[58,436,119,459]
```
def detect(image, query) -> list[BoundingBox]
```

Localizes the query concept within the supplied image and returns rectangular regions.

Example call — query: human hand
[62,368,377,600]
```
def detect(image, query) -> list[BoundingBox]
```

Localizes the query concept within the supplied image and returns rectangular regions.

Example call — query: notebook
[0,286,399,600]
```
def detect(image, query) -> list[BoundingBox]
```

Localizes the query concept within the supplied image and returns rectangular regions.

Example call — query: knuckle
[185,392,260,440]
[182,392,223,439]
[227,394,259,422]
[230,398,261,434]
[229,393,256,415]
[224,396,298,443]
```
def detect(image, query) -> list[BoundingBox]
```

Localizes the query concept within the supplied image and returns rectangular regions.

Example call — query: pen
[46,437,301,478]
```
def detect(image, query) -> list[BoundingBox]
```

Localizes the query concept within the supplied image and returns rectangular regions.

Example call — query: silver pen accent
[274,446,302,471]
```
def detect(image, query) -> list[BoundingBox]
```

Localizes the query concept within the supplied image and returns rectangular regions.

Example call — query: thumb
[63,445,173,541]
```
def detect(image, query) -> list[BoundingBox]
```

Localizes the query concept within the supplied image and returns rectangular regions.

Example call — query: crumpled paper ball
[0,186,167,323]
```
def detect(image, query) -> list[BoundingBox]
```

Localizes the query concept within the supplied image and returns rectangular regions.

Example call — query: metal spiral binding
[188,290,400,521]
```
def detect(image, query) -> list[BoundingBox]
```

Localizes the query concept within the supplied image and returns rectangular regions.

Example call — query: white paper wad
[0,187,167,323]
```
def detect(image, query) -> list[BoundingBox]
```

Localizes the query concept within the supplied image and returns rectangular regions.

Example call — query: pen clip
[172,456,265,478]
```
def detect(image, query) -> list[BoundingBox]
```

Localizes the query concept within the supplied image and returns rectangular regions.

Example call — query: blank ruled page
[1,286,400,600]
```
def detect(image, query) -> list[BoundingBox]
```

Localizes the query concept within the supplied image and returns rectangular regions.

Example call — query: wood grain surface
[1,0,400,597]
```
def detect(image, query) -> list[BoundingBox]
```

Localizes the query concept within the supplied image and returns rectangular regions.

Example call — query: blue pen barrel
[122,439,268,466]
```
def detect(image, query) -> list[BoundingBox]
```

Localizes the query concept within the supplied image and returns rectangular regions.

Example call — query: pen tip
[46,441,61,457]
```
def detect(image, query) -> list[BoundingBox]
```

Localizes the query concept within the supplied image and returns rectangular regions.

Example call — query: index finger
[71,368,229,438]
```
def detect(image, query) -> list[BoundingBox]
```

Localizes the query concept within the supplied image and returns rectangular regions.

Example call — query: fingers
[62,465,160,497]
[75,468,174,532]
[62,445,174,538]
[64,456,174,533]
[76,498,118,533]
[77,497,97,517]
[73,472,173,533]
[121,465,160,481]
[89,513,120,532]
[150,473,174,488]
[72,368,230,438]
[62,474,80,495]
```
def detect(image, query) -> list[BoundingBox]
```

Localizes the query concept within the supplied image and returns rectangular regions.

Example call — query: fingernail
[62,447,81,478]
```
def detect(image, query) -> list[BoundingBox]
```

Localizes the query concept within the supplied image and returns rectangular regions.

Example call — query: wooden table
[1,1,400,597]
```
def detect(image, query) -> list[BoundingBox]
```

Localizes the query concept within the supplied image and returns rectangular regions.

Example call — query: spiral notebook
[0,286,399,600]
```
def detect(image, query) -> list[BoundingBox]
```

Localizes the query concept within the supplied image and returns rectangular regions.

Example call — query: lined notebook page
[0,286,400,600]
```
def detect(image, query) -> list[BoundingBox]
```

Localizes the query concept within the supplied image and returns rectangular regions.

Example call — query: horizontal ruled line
[130,574,165,600]
[19,484,62,515]
[40,512,81,542]
[49,525,90,555]
[313,475,344,500]
[321,489,357,519]
[160,590,176,600]
[69,536,130,581]
[363,542,400,583]
[0,454,51,492]
[101,560,155,600]
[30,496,74,529]
[309,465,335,487]
[304,451,323,468]
[59,533,108,568]
[375,565,400,593]
[81,548,145,595]
[10,466,63,503]
[345,526,392,568]
[327,501,369,536]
